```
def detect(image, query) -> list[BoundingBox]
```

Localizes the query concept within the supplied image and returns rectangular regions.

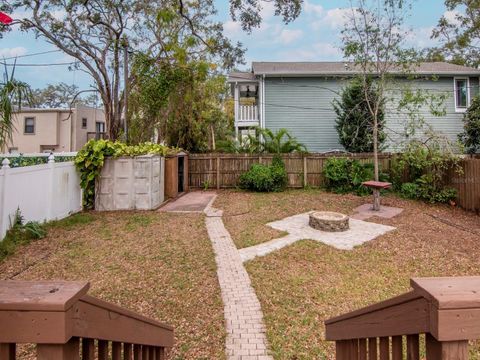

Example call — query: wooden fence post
[216,156,220,190]
[0,158,9,241]
[303,155,308,188]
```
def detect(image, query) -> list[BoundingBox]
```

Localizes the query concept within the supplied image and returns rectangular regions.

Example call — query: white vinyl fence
[0,154,82,240]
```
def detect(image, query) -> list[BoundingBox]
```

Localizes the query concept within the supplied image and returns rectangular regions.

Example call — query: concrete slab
[239,211,396,261]
[159,191,217,212]
[351,203,404,220]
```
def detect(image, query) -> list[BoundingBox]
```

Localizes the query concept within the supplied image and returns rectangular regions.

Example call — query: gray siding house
[228,62,480,152]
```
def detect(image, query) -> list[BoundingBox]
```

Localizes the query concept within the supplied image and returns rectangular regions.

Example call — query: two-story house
[229,62,480,152]
[6,104,106,153]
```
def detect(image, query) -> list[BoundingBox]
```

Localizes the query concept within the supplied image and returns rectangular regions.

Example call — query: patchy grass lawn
[0,211,225,360]
[216,189,480,359]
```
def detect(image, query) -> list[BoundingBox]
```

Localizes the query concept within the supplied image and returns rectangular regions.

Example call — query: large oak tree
[4,0,303,140]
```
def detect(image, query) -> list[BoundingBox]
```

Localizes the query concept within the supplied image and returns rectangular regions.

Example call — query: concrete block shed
[95,155,165,211]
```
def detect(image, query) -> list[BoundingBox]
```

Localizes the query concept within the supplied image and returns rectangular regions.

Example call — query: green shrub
[323,158,351,193]
[400,182,419,199]
[0,209,46,261]
[270,155,288,191]
[239,156,288,192]
[323,157,380,196]
[401,178,457,204]
[392,140,461,204]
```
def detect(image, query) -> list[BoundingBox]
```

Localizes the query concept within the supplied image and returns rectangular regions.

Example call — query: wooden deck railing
[325,277,480,359]
[0,281,174,359]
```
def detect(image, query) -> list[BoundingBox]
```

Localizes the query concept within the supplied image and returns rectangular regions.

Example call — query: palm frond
[0,65,32,148]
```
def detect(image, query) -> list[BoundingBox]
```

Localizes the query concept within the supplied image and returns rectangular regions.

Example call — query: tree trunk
[211,124,216,151]
[373,114,379,182]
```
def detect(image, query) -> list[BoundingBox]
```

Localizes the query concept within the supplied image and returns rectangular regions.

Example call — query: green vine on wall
[75,140,178,209]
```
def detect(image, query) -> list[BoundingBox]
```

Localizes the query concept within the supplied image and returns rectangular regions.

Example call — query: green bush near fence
[323,157,387,196]
[391,141,460,204]
[239,155,288,192]
[0,209,46,261]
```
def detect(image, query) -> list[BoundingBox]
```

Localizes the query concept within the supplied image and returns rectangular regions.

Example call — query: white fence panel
[0,159,82,240]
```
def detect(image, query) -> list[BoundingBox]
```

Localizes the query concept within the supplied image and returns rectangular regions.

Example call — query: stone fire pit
[309,211,349,232]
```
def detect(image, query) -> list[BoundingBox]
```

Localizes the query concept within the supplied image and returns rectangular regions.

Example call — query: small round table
[362,180,392,211]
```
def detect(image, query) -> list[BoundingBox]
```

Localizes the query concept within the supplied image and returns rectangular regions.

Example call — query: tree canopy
[4,0,303,142]
[430,0,480,68]
[28,83,99,109]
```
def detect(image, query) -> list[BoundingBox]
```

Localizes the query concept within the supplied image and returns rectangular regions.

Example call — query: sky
[0,0,451,91]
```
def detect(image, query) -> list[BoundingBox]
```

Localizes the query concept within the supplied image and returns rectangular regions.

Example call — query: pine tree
[333,77,386,153]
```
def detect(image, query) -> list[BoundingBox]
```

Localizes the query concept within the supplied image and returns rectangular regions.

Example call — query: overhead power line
[1,49,63,61]
[0,61,78,67]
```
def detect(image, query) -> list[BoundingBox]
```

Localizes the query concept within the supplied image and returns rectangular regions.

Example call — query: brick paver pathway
[205,204,273,360]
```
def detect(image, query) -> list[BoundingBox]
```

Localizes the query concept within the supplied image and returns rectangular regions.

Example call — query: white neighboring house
[5,104,106,153]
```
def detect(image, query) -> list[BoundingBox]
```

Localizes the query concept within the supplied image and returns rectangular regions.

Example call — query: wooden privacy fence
[325,276,480,360]
[188,153,393,189]
[188,153,480,212]
[445,158,480,212]
[0,281,174,359]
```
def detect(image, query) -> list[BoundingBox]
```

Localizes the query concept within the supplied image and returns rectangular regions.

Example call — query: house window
[82,117,88,129]
[24,117,35,134]
[454,78,470,112]
[96,121,105,133]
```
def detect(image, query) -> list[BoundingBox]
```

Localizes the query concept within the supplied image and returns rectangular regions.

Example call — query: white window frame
[24,117,35,134]
[454,77,470,113]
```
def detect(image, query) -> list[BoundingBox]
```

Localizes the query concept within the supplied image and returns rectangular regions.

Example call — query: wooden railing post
[98,340,108,360]
[379,337,389,360]
[0,343,15,360]
[426,333,468,360]
[392,336,402,360]
[407,334,419,360]
[37,337,79,360]
[82,338,95,360]
[123,343,132,360]
[368,338,377,360]
[112,342,121,360]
